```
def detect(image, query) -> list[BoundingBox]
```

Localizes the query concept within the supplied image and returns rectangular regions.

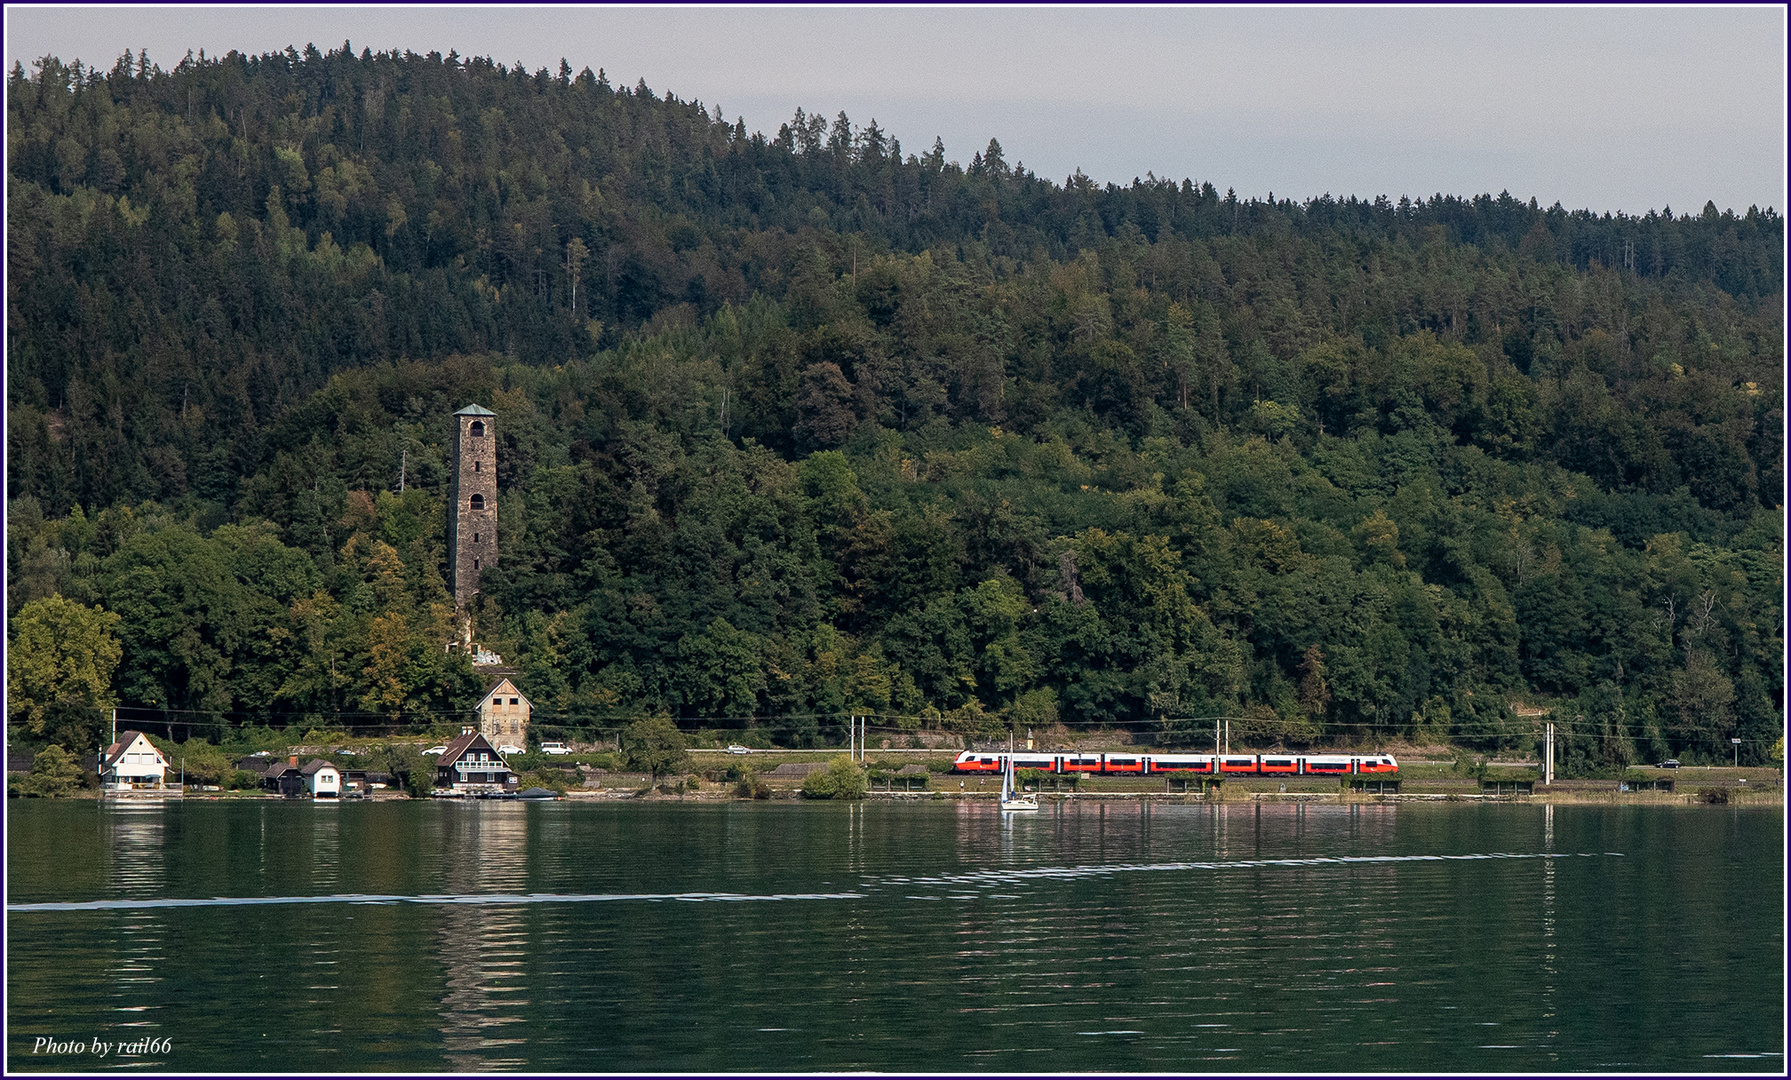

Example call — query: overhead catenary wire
[91,703,1768,746]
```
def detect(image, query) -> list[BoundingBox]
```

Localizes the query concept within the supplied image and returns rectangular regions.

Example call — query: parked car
[540,741,572,755]
[726,745,752,755]
[1657,759,1681,769]
[422,745,448,756]
[496,744,524,756]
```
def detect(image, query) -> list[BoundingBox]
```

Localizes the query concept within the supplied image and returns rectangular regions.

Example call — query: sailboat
[1000,731,1038,812]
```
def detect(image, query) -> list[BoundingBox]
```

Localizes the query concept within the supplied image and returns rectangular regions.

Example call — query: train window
[1110,758,1135,766]
[1267,758,1292,766]
[1225,758,1253,767]
[980,757,995,764]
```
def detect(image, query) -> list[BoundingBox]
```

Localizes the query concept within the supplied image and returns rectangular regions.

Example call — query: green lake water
[5,798,1783,1072]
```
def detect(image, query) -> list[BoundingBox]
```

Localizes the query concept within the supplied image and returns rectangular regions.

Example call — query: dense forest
[6,44,1784,771]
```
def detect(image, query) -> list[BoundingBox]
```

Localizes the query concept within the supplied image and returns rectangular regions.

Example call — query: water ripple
[9,890,867,912]
[12,851,1615,913]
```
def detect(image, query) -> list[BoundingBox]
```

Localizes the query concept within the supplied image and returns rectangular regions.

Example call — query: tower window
[473,533,479,543]
[469,493,484,511]
[474,460,480,472]
[470,421,485,437]
[473,558,480,570]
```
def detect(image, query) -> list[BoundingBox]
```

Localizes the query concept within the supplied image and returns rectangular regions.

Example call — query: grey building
[447,405,498,634]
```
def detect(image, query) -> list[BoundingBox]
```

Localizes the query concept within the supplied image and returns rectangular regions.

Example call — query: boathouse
[261,757,345,798]
[301,759,341,798]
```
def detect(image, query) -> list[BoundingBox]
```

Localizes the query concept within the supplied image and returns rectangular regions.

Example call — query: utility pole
[1543,718,1555,785]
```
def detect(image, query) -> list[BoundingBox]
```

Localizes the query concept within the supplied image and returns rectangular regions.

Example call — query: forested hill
[6,45,1784,770]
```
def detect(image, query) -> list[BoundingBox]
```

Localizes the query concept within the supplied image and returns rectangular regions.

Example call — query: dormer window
[470,421,485,437]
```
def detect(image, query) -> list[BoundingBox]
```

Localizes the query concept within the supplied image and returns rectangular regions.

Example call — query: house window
[510,698,519,706]
[470,421,485,437]
[469,493,484,511]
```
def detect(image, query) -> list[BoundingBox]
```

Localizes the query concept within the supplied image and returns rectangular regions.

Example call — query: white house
[100,731,168,790]
[300,758,341,798]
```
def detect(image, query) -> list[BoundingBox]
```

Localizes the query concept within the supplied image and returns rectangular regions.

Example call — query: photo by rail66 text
[29,1036,172,1058]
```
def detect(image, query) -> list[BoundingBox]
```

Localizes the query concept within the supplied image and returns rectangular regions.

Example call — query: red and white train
[952,751,1399,776]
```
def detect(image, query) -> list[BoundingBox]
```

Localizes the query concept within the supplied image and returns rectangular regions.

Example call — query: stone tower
[448,405,497,629]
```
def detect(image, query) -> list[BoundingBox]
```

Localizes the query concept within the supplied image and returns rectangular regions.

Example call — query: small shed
[263,756,307,797]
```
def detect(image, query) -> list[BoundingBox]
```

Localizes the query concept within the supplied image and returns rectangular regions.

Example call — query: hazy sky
[6,5,1786,215]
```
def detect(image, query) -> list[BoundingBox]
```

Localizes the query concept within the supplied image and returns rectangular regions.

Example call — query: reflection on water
[436,806,530,1070]
[1540,802,1558,1065]
[101,805,169,1050]
[311,803,340,894]
[7,800,1783,1073]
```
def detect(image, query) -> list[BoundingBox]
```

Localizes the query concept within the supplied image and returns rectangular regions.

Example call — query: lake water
[6,798,1783,1072]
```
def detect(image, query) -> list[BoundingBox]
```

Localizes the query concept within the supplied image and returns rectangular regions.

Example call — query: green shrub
[16,745,87,797]
[734,777,771,799]
[800,755,869,800]
[522,769,572,795]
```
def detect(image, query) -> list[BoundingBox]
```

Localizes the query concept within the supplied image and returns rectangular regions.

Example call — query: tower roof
[455,404,496,416]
